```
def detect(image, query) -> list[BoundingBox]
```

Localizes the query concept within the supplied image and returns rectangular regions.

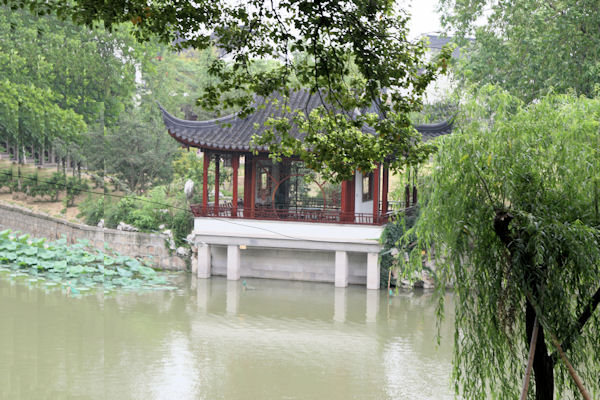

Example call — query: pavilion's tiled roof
[159,90,453,152]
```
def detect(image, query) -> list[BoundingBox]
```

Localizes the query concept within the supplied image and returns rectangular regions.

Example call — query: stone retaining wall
[0,202,187,270]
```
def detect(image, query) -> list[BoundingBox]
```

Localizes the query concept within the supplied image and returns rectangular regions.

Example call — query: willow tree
[406,86,600,399]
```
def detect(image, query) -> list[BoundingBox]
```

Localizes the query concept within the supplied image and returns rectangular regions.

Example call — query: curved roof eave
[158,92,455,152]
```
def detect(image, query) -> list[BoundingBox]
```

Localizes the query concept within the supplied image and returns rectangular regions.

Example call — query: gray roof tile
[159,90,453,152]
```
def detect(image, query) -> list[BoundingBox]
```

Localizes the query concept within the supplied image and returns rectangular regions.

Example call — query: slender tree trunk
[526,301,554,400]
[494,211,555,399]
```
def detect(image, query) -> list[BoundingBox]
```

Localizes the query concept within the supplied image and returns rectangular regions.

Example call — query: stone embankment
[0,202,186,270]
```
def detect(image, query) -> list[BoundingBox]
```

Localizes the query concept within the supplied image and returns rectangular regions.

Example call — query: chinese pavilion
[159,90,453,289]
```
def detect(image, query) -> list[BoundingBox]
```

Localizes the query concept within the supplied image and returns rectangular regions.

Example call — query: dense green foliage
[0,7,137,125]
[0,229,174,292]
[440,0,600,102]
[0,7,141,167]
[78,185,192,247]
[85,104,179,193]
[379,208,419,289]
[10,0,452,181]
[405,86,600,399]
[0,6,189,189]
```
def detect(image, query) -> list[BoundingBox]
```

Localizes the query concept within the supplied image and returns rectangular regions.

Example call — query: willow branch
[549,332,592,400]
[552,284,600,363]
[519,316,539,400]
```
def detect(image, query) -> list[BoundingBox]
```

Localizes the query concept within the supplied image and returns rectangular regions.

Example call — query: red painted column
[372,164,380,224]
[349,175,355,216]
[341,178,355,223]
[214,154,220,213]
[232,154,239,217]
[382,166,389,215]
[250,156,257,218]
[202,151,209,215]
[243,155,252,217]
[340,181,348,212]
[341,180,348,222]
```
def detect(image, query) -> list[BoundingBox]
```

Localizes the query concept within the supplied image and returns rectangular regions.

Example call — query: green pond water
[0,274,456,399]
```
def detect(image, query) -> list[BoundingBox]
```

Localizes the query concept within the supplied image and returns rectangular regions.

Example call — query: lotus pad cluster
[0,229,175,292]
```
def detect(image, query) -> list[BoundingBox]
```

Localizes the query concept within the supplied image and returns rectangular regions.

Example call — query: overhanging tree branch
[552,284,600,364]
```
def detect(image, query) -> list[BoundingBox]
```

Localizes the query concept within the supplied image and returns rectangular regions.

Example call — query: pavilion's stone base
[192,218,383,289]
[208,246,369,285]
[0,202,186,270]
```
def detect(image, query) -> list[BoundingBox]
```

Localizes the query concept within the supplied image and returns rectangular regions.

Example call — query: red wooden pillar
[382,166,389,215]
[340,176,355,223]
[341,180,348,223]
[243,155,252,217]
[372,164,380,224]
[250,156,257,218]
[232,154,239,217]
[202,151,209,215]
[214,154,220,212]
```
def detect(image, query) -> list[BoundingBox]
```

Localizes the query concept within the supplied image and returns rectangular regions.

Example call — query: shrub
[171,208,193,247]
[105,196,137,228]
[78,195,106,226]
[379,206,419,288]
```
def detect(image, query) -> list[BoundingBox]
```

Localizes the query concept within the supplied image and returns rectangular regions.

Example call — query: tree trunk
[494,211,555,399]
[526,302,554,400]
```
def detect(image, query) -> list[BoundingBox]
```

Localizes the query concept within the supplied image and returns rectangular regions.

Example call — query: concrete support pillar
[197,243,211,279]
[227,244,241,281]
[334,250,349,287]
[366,252,380,290]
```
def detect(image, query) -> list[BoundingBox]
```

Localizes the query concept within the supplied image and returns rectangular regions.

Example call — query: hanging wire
[0,169,358,242]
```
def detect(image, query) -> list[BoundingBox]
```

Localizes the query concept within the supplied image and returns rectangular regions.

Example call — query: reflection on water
[0,273,455,399]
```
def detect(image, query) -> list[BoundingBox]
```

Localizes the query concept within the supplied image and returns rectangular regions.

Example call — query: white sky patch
[401,0,444,39]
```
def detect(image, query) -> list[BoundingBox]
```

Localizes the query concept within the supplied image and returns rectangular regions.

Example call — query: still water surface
[0,274,455,399]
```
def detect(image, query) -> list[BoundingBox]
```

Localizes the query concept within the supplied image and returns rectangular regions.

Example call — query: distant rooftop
[424,34,472,58]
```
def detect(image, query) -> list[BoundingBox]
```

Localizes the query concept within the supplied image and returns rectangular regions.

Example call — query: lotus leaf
[52,260,68,271]
[0,229,175,293]
[116,267,133,277]
[103,257,115,266]
[23,247,38,256]
[38,251,56,260]
[138,266,156,277]
[103,268,118,276]
[3,242,17,251]
[80,255,96,264]
[30,238,45,247]
[66,265,85,275]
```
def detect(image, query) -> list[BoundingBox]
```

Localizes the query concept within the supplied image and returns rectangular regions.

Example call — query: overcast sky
[403,0,444,39]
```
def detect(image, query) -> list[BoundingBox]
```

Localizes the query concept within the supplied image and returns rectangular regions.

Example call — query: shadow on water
[0,273,455,400]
